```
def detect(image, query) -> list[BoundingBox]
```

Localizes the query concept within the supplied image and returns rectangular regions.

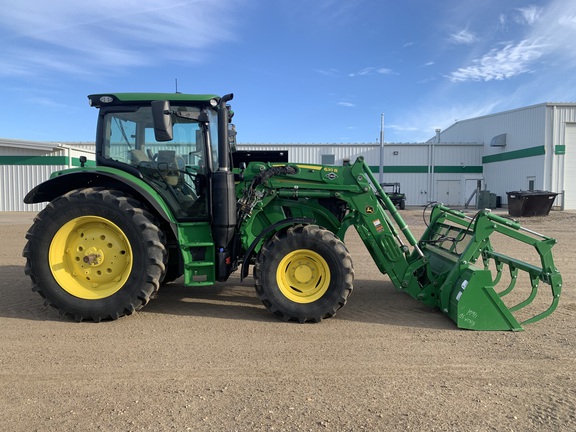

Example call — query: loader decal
[372,219,384,232]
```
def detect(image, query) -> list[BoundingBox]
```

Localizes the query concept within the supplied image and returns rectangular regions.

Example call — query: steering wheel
[146,149,158,161]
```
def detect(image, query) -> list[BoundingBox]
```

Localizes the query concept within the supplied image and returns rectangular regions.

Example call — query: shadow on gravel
[337,278,457,330]
[145,276,457,330]
[143,279,273,323]
[1,265,456,330]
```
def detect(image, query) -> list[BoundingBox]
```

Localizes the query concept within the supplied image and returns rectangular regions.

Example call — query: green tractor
[23,93,562,330]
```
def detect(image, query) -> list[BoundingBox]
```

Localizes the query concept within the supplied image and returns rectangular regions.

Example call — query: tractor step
[177,223,216,286]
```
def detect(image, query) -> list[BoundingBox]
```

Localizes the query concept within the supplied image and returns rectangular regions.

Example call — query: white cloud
[349,67,394,77]
[376,68,394,75]
[388,101,502,142]
[558,14,576,28]
[449,29,478,45]
[515,6,542,25]
[316,68,341,77]
[338,102,355,107]
[528,1,576,66]
[0,0,239,78]
[417,77,436,84]
[448,40,545,82]
[386,124,419,132]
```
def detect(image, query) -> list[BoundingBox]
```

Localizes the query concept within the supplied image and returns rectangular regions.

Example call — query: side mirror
[151,100,173,141]
[229,124,237,152]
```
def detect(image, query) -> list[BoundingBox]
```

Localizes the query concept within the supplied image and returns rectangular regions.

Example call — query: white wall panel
[483,157,544,201]
[439,104,547,152]
[0,165,65,211]
[564,124,576,209]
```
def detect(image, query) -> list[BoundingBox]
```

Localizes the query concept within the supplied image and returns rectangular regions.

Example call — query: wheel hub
[82,247,104,266]
[277,249,331,304]
[49,216,133,300]
[293,262,313,284]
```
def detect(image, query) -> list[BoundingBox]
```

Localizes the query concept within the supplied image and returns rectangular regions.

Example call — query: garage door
[565,124,576,209]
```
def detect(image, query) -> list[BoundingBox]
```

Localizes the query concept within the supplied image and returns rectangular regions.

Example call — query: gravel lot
[1,209,574,431]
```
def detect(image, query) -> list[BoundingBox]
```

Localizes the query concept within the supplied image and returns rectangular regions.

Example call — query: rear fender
[24,169,177,236]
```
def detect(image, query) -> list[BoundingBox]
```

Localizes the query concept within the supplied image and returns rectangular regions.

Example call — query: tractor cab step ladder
[178,222,216,286]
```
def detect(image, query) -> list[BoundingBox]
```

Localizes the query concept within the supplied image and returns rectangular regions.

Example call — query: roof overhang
[0,138,62,151]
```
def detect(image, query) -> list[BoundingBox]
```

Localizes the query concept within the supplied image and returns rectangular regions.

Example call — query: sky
[1,0,576,144]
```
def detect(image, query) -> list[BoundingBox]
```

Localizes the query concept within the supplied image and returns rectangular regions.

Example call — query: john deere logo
[325,172,338,180]
[366,206,374,214]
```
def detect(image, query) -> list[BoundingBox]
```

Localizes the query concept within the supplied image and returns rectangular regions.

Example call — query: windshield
[102,106,218,167]
[100,105,218,218]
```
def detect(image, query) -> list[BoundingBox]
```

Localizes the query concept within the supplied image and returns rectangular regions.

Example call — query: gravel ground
[1,209,574,431]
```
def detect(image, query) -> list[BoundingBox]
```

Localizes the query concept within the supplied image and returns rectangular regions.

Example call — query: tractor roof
[88,92,221,108]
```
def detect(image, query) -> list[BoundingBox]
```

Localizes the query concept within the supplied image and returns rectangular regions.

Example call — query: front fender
[239,217,315,280]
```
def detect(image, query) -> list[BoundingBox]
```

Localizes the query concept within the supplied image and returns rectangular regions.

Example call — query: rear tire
[161,245,183,284]
[23,188,166,322]
[254,225,354,323]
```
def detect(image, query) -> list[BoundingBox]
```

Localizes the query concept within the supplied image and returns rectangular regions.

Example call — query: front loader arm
[237,157,562,330]
[237,157,427,292]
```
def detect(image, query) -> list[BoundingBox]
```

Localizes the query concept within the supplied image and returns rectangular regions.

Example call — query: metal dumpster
[506,190,558,217]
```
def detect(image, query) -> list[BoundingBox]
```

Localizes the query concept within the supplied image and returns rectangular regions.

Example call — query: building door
[436,180,461,206]
[565,124,576,209]
[464,179,483,207]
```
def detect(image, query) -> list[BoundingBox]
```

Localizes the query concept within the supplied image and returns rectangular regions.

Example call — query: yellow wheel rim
[276,249,331,303]
[48,216,133,300]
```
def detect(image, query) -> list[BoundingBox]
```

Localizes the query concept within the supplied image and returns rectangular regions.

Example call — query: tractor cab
[88,93,232,219]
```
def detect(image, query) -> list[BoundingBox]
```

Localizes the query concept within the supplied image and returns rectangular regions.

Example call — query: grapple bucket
[419,205,562,331]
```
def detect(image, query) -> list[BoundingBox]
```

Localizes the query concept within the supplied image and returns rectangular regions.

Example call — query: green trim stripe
[434,166,483,173]
[482,145,545,164]
[0,155,95,167]
[555,145,566,155]
[369,165,482,174]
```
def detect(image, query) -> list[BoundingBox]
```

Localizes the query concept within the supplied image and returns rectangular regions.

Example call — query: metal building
[241,102,576,209]
[2,102,575,211]
[435,103,576,210]
[237,142,484,206]
[0,139,94,211]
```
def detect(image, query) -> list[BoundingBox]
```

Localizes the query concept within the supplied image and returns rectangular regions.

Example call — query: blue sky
[1,0,575,144]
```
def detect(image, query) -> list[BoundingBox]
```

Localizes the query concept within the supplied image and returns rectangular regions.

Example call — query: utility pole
[379,113,384,183]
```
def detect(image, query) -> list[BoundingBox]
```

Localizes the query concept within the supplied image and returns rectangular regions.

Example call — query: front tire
[23,188,166,322]
[254,225,354,323]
